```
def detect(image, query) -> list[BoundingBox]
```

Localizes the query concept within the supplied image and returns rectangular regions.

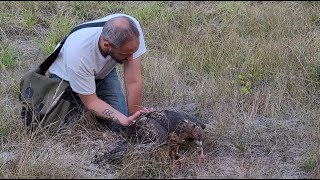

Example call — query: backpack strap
[38,21,106,75]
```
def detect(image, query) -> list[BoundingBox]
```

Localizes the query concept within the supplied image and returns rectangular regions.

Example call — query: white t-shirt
[48,14,147,95]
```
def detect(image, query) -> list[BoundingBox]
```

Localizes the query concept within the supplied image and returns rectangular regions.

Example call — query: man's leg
[95,67,129,132]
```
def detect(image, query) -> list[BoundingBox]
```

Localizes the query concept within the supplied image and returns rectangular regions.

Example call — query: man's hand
[125,107,155,126]
[80,92,154,127]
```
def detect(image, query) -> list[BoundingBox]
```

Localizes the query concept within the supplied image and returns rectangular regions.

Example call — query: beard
[108,50,125,64]
[112,57,125,64]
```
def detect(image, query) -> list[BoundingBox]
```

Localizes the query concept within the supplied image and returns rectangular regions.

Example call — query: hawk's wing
[127,115,168,144]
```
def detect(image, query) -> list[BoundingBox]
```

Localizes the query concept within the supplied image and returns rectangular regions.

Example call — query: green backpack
[19,21,106,131]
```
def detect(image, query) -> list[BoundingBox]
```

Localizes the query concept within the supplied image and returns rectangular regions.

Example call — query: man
[48,13,153,132]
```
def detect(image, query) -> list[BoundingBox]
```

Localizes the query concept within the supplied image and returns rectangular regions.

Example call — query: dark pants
[49,67,128,132]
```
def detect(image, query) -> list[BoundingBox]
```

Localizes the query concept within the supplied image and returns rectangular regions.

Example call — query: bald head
[102,16,140,49]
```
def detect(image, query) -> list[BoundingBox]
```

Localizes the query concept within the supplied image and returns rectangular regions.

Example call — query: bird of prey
[93,109,206,165]
[127,110,205,148]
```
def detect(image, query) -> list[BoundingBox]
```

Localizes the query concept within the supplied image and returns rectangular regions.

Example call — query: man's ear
[103,41,111,48]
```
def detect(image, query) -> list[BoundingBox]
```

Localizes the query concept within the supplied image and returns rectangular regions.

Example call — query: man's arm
[123,56,143,115]
[79,93,141,126]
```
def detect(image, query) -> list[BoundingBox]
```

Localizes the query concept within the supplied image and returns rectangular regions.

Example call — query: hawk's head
[159,110,206,159]
[159,110,205,142]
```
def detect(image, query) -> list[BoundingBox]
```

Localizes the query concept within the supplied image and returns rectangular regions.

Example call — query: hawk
[127,110,205,147]
[93,109,206,165]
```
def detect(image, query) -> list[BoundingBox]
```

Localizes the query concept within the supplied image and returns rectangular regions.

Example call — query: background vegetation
[1,1,320,178]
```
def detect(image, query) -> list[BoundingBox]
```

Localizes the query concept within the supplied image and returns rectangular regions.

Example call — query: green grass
[301,154,318,173]
[37,15,76,57]
[0,42,17,69]
[0,118,9,141]
[21,2,40,29]
[124,2,162,24]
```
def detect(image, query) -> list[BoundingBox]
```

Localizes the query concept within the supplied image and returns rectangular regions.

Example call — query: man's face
[107,40,139,64]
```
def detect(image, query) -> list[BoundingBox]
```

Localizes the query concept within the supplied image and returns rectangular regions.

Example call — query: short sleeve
[132,18,147,59]
[67,66,96,95]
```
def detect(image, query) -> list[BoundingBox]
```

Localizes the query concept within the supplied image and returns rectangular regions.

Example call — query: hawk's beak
[195,140,205,159]
[195,140,202,146]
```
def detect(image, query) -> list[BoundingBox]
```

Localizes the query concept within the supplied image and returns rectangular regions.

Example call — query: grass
[37,15,76,57]
[1,1,320,178]
[0,41,17,69]
[301,153,318,173]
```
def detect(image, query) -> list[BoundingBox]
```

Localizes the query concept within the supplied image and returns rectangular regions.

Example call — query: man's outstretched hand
[125,107,154,126]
